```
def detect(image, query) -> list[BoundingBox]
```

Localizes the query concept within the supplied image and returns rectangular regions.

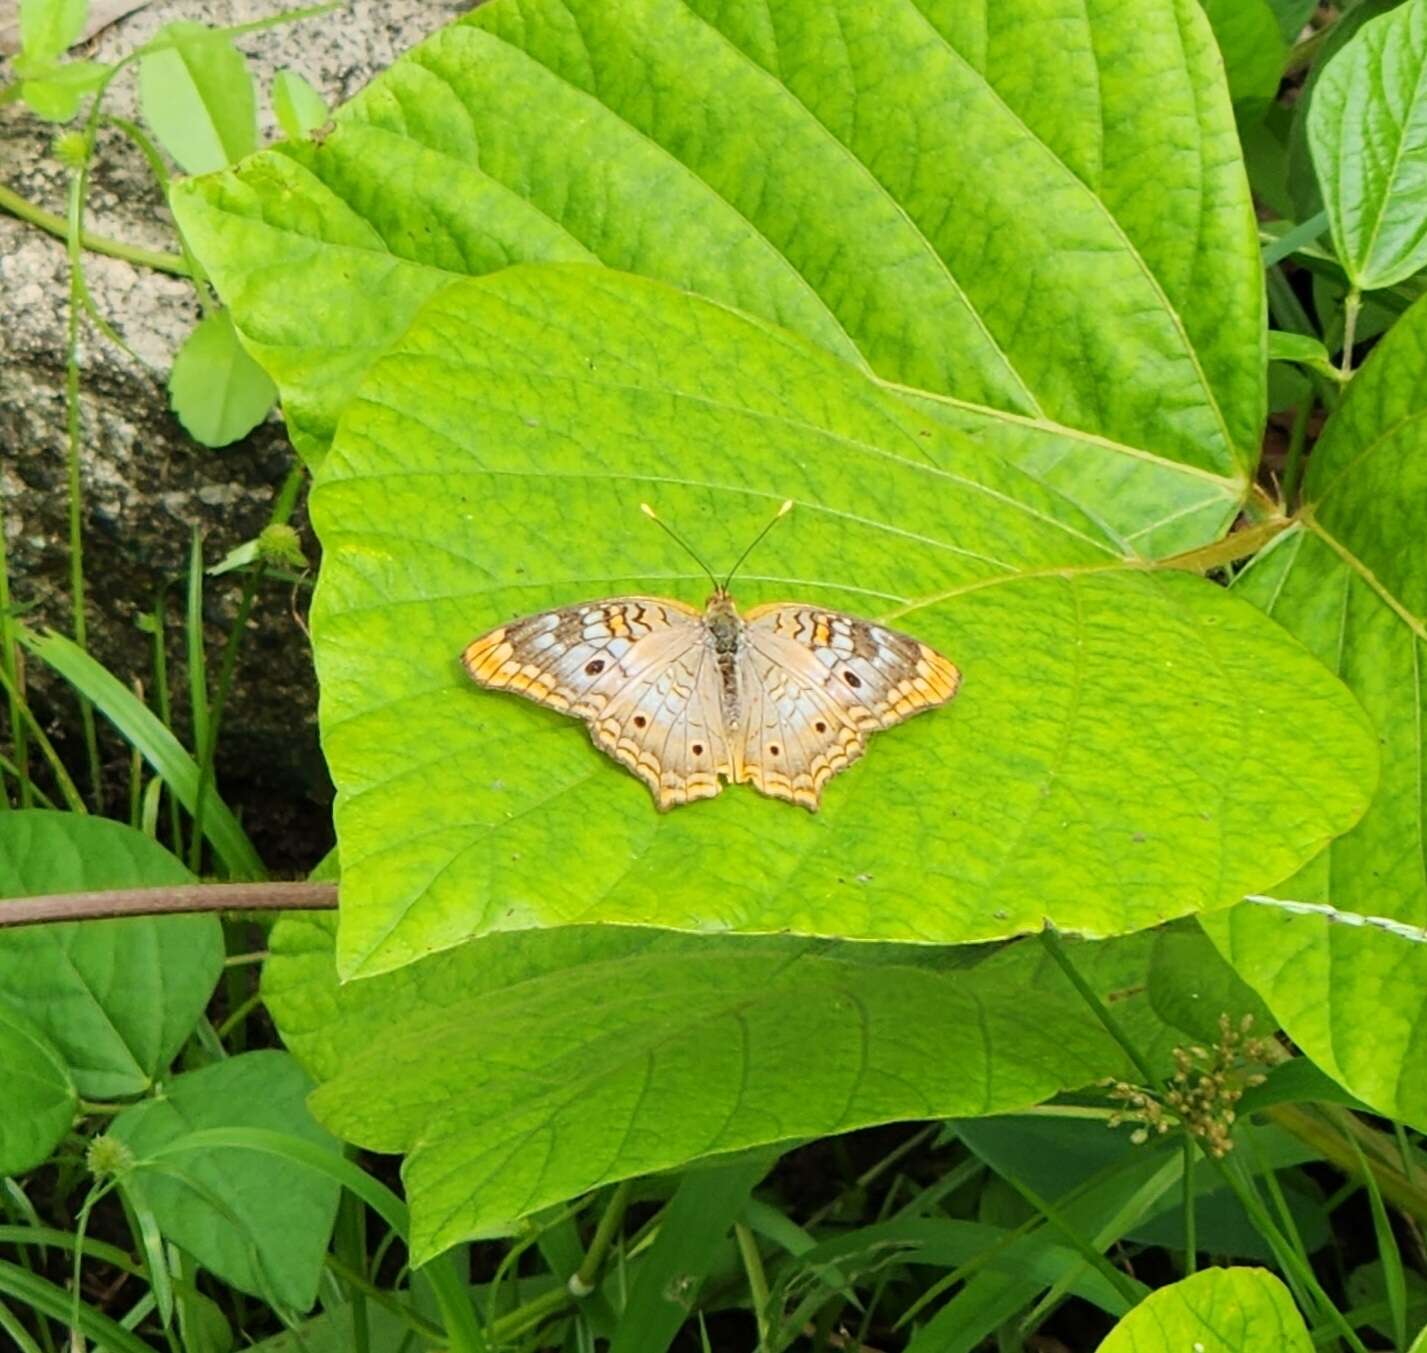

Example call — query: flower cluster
[1104,1014,1274,1157]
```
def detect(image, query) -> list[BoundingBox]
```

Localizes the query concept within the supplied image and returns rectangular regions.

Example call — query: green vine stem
[0,182,188,276]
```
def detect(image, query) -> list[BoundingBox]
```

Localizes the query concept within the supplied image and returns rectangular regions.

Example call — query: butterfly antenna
[640,503,721,590]
[722,499,794,591]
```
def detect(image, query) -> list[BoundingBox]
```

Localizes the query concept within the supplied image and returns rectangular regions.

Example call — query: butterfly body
[463,588,959,812]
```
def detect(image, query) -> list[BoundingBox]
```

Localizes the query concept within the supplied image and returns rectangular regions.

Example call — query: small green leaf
[1266,328,1340,382]
[1308,0,1427,290]
[18,57,109,122]
[1208,293,1427,1128]
[1096,1267,1311,1351]
[20,0,88,63]
[0,997,77,1174]
[0,811,222,1098]
[313,266,1373,978]
[109,1051,341,1311]
[169,309,277,448]
[138,21,257,174]
[271,68,327,140]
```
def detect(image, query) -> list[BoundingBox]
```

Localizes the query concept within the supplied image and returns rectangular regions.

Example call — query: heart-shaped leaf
[0,811,223,1097]
[312,265,1373,978]
[171,0,1262,552]
[109,1051,341,1311]
[1206,294,1427,1129]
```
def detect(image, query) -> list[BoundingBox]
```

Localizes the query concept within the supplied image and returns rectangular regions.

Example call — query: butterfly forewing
[738,604,960,810]
[461,597,732,810]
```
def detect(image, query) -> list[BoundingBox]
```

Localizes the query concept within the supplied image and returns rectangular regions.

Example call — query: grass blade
[17,626,264,879]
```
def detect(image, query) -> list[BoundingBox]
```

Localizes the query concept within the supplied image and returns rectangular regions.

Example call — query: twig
[0,882,336,928]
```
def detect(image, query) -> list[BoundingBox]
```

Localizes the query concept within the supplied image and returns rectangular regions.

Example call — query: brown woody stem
[0,882,337,929]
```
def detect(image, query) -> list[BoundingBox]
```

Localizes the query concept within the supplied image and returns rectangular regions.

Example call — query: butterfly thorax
[705,591,745,731]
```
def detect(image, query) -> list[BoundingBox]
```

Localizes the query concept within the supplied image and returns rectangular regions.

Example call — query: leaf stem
[1153,516,1292,576]
[569,1179,633,1296]
[0,524,29,808]
[1340,287,1362,379]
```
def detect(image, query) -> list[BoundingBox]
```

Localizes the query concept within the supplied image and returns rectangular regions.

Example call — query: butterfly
[461,502,960,812]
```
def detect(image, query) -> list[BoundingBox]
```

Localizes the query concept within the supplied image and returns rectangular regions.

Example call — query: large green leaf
[109,1051,341,1311]
[1096,1266,1311,1351]
[1308,0,1427,291]
[264,914,1194,1260]
[308,946,1136,1259]
[313,265,1372,978]
[1205,294,1427,1128]
[172,0,1262,551]
[0,811,223,1097]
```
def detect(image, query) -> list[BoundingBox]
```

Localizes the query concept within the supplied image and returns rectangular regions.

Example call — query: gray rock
[1,0,467,869]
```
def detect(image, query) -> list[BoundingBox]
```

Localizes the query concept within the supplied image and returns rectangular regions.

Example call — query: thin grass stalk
[149,587,184,858]
[0,517,29,807]
[64,152,102,810]
[0,665,87,813]
[186,531,210,873]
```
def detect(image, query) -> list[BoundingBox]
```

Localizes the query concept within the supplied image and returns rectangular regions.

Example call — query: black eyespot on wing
[584,658,606,675]
[842,670,862,689]
[633,714,647,728]
[814,721,827,734]
[692,742,704,755]
[769,744,780,756]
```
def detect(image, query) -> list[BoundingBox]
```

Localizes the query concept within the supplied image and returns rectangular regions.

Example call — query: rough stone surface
[1,0,468,869]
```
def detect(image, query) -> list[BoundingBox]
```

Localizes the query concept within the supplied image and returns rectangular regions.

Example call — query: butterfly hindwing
[739,604,960,810]
[462,597,732,809]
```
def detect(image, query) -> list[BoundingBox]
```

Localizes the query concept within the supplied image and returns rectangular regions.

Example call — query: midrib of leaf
[348,379,1124,558]
[542,2,1040,412]
[1302,514,1427,642]
[875,379,1247,489]
[898,0,1242,465]
[54,943,148,1084]
[1309,406,1427,507]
